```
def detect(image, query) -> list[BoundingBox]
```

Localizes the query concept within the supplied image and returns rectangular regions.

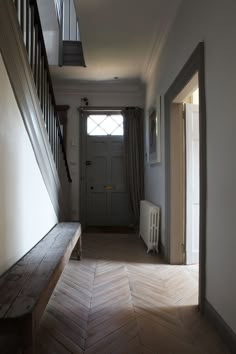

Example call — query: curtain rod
[78,106,141,112]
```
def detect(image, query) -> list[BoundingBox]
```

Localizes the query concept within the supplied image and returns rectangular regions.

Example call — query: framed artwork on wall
[148,96,161,164]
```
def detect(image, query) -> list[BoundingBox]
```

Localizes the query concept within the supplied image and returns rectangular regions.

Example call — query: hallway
[38,233,229,353]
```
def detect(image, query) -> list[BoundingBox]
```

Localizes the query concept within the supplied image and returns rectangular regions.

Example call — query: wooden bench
[0,222,81,354]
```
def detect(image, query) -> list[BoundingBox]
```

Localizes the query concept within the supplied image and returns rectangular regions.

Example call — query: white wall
[44,31,59,65]
[54,81,145,220]
[0,54,57,275]
[37,0,59,65]
[145,0,236,333]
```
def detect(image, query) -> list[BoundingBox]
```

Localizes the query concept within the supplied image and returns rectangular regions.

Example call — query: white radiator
[139,200,160,253]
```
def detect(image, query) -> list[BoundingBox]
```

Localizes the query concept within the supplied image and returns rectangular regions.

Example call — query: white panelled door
[85,114,132,226]
[185,104,200,264]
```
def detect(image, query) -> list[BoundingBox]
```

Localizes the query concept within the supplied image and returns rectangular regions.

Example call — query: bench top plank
[0,223,81,319]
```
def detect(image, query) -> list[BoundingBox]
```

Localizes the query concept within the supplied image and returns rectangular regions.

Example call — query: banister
[13,0,72,183]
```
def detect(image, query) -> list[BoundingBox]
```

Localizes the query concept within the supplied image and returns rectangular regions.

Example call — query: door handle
[86,160,92,166]
[90,186,94,190]
[104,185,113,190]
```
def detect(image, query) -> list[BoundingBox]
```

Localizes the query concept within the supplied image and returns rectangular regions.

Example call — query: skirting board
[204,300,236,353]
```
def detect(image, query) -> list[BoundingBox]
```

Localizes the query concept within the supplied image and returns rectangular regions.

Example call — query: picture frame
[148,96,161,164]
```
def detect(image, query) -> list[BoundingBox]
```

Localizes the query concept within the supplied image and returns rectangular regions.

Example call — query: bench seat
[0,222,81,353]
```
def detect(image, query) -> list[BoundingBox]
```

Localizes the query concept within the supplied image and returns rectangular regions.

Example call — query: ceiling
[50,0,182,85]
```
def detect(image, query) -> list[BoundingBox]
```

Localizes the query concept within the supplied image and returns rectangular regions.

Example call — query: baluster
[57,121,59,169]
[25,0,29,53]
[47,95,50,139]
[13,0,18,9]
[49,100,53,147]
[20,0,24,36]
[55,129,58,170]
[51,104,55,145]
[28,4,32,62]
[48,99,51,140]
[38,42,41,98]
[50,106,54,157]
[43,69,46,126]
[52,105,55,155]
[48,89,52,144]
[56,117,59,167]
[57,119,60,169]
[58,122,61,172]
[53,108,56,161]
[25,0,30,54]
[53,111,56,161]
[76,20,79,41]
[54,111,57,161]
[62,1,65,41]
[45,83,49,134]
[68,0,71,40]
[55,118,58,169]
[41,58,44,115]
[30,5,34,70]
[58,135,60,170]
[56,124,59,170]
[15,0,19,20]
[34,25,38,87]
[44,72,48,131]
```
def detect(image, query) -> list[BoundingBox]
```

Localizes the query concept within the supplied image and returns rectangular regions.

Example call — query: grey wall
[144,0,236,333]
[54,81,145,220]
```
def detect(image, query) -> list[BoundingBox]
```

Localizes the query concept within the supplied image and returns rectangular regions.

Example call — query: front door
[83,113,132,226]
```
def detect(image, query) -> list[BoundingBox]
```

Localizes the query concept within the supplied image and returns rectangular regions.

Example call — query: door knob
[90,186,94,190]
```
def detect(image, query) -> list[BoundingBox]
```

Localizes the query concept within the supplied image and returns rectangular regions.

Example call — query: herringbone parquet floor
[38,233,229,354]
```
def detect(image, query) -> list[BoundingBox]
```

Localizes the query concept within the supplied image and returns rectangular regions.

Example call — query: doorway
[173,75,200,265]
[164,43,206,310]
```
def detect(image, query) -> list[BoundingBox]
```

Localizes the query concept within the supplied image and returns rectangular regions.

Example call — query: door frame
[185,103,200,265]
[79,108,87,229]
[164,42,206,311]
[79,107,124,229]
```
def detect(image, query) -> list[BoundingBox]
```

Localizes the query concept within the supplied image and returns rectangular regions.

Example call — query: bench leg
[21,344,35,354]
[20,319,36,354]
[76,236,82,260]
[21,333,36,354]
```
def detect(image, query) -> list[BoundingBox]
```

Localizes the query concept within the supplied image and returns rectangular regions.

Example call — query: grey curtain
[122,108,144,225]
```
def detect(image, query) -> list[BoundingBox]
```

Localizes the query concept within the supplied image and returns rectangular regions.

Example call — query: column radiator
[139,200,160,253]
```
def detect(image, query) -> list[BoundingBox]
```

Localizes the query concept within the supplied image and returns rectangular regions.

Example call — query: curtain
[122,108,144,225]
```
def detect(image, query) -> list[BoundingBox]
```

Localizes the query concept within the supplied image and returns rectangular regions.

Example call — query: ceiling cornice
[141,0,182,83]
[141,26,168,83]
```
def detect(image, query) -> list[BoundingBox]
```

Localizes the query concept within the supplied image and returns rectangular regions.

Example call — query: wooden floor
[36,233,229,354]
